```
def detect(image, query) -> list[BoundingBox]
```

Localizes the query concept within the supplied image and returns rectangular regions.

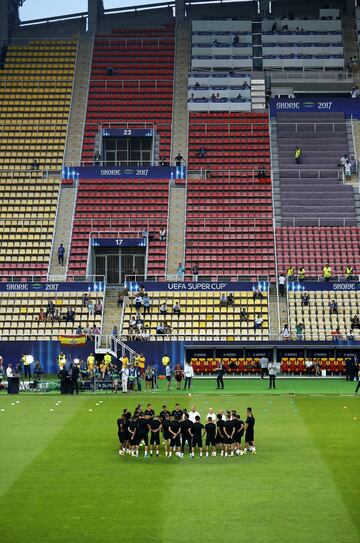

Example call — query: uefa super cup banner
[125,281,269,292]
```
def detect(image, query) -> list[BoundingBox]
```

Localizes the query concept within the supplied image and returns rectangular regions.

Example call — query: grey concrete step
[166,183,187,276]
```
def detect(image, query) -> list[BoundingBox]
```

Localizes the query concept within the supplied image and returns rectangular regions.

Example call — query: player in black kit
[180,413,193,458]
[234,414,245,455]
[162,413,171,457]
[223,414,235,458]
[169,415,181,458]
[149,415,162,456]
[205,416,216,457]
[137,412,150,457]
[144,403,155,420]
[128,416,140,457]
[216,413,225,457]
[244,407,256,454]
[117,409,127,455]
[190,415,204,458]
[172,403,183,421]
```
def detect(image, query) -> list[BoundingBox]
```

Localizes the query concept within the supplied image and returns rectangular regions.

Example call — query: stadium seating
[186,112,275,279]
[0,38,77,277]
[262,18,344,70]
[68,178,168,278]
[275,112,356,223]
[275,110,359,278]
[191,20,253,70]
[276,226,360,276]
[191,356,263,375]
[121,290,270,340]
[188,71,251,112]
[0,290,103,340]
[288,290,360,341]
[82,25,174,164]
[280,356,345,375]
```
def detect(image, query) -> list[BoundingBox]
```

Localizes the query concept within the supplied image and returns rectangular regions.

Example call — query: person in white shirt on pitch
[184,362,194,389]
[206,407,216,422]
[189,405,200,423]
[121,365,129,393]
[6,363,13,378]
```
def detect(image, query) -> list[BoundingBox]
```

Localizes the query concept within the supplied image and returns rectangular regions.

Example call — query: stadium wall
[0,340,94,374]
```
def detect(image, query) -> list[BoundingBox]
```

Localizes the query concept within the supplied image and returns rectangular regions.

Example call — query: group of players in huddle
[116,403,256,458]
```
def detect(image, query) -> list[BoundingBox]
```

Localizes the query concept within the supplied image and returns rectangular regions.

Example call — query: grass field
[0,378,359,543]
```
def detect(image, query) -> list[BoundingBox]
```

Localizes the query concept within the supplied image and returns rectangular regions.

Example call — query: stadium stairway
[171,21,191,163]
[166,180,187,278]
[341,4,359,71]
[49,182,77,279]
[63,33,94,166]
[276,112,357,224]
[100,287,121,341]
[49,35,94,278]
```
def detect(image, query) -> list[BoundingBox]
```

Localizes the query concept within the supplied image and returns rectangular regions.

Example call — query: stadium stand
[276,226,360,276]
[68,26,174,279]
[68,177,168,278]
[275,110,360,277]
[191,20,253,71]
[0,290,104,340]
[186,112,275,279]
[262,17,344,70]
[81,25,174,164]
[288,289,360,341]
[0,38,77,277]
[187,71,251,112]
[121,290,270,340]
[275,112,356,223]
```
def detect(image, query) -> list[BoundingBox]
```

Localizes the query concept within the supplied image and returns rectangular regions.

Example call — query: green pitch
[0,379,359,543]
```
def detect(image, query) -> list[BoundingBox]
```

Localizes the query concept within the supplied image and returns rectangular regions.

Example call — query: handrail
[104,2,175,15]
[63,33,79,169]
[79,33,95,165]
[268,109,281,335]
[164,180,171,278]
[124,274,270,283]
[64,179,79,279]
[269,70,352,80]
[279,218,358,227]
[0,274,105,283]
[95,334,140,359]
[47,179,62,279]
[20,12,87,27]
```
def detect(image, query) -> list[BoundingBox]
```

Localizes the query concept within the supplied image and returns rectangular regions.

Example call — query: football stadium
[0,0,360,541]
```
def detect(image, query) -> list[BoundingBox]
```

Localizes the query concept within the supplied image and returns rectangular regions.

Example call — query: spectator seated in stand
[240,307,248,322]
[219,293,228,307]
[95,300,103,316]
[156,322,165,335]
[253,288,264,301]
[38,309,46,322]
[173,302,181,316]
[351,315,360,329]
[227,292,235,307]
[301,291,310,306]
[64,308,75,323]
[329,299,338,314]
[254,313,263,330]
[160,302,168,315]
